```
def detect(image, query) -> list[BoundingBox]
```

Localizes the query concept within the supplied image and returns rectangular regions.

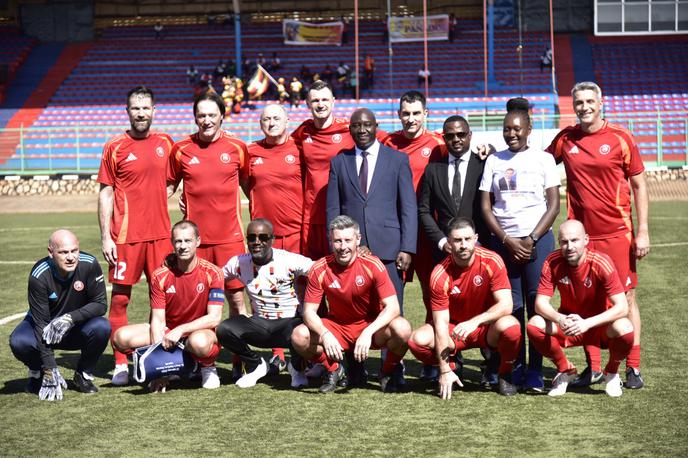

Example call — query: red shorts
[197,241,245,290]
[448,323,491,354]
[321,318,381,351]
[555,325,611,349]
[589,232,637,291]
[272,232,301,254]
[109,238,172,285]
[301,223,329,260]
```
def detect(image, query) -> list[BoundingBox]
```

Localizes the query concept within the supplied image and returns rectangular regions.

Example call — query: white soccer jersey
[223,248,313,319]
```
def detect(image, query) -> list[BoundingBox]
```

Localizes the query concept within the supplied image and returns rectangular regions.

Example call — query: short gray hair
[328,215,360,235]
[571,81,602,99]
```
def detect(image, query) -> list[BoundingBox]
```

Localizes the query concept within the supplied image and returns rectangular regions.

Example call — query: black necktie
[452,158,462,210]
[359,150,368,197]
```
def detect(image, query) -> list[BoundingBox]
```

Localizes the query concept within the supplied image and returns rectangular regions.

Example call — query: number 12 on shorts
[113,261,128,281]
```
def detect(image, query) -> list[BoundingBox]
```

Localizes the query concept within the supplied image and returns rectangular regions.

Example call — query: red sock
[584,345,602,372]
[606,332,634,374]
[313,351,338,372]
[497,324,521,376]
[193,343,220,367]
[527,324,570,373]
[109,292,131,365]
[407,339,438,366]
[381,348,403,375]
[626,344,641,370]
[272,348,285,361]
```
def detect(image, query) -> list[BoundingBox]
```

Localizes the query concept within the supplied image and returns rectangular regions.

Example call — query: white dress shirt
[439,150,472,251]
[355,139,380,192]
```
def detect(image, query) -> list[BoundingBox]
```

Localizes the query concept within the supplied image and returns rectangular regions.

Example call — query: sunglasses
[247,233,273,243]
[443,132,470,139]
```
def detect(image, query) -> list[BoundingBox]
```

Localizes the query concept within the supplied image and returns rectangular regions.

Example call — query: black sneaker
[345,352,368,387]
[268,355,287,376]
[498,376,518,396]
[25,370,42,395]
[231,361,245,383]
[319,364,345,394]
[419,365,439,382]
[73,372,98,394]
[625,367,644,389]
[380,363,405,393]
[569,366,604,387]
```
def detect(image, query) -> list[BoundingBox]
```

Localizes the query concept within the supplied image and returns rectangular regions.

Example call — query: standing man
[167,91,248,316]
[326,108,417,306]
[97,86,174,386]
[527,220,634,397]
[10,230,110,400]
[546,81,649,389]
[291,216,412,393]
[246,104,303,253]
[217,219,313,389]
[292,80,354,260]
[113,220,225,392]
[407,218,521,398]
[419,115,489,263]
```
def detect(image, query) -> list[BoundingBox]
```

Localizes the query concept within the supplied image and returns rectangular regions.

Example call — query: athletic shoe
[570,366,604,387]
[498,376,518,396]
[287,361,308,389]
[201,365,221,389]
[625,367,644,389]
[25,369,42,394]
[548,369,577,397]
[605,372,623,397]
[380,363,406,393]
[419,365,439,382]
[236,359,268,388]
[319,364,345,394]
[187,364,201,381]
[305,362,326,379]
[231,361,245,383]
[523,370,545,392]
[268,354,287,376]
[73,371,98,394]
[111,364,129,386]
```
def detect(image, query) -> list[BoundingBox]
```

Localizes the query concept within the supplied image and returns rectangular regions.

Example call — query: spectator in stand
[540,47,552,73]
[154,22,164,40]
[479,99,560,391]
[364,54,375,89]
[257,53,267,68]
[321,64,334,84]
[213,60,226,82]
[418,68,432,87]
[268,52,281,71]
[300,65,312,84]
[186,65,199,85]
[289,77,303,108]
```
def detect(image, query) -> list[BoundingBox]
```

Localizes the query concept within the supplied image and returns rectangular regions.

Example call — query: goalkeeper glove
[43,313,74,345]
[39,367,67,401]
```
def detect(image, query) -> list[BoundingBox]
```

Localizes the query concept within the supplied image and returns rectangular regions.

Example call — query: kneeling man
[10,229,110,400]
[291,215,412,393]
[527,219,634,397]
[217,218,313,388]
[408,217,521,399]
[113,220,225,392]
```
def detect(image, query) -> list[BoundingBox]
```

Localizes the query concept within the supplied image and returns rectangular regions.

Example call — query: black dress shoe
[73,372,98,394]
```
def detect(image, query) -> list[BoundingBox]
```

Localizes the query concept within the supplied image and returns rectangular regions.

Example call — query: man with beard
[97,86,174,386]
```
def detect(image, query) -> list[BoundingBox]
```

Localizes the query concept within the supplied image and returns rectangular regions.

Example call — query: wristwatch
[528,232,539,244]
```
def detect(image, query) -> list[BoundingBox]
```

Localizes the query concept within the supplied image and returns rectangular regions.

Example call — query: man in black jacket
[9,229,110,400]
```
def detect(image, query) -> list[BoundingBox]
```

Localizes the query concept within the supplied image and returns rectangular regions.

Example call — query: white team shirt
[479,147,560,237]
[222,248,314,319]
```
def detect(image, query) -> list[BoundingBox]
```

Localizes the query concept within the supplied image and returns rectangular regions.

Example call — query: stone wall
[1,168,687,199]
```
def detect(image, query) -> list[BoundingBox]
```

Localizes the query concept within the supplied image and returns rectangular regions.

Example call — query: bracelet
[321,329,331,338]
[502,233,509,244]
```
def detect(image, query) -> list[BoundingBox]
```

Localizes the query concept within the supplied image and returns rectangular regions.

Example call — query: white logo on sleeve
[450,285,461,295]
[328,279,341,289]
[166,285,176,294]
[125,153,138,162]
[559,276,570,285]
[568,145,579,154]
[305,136,313,143]
[253,157,264,165]
[189,156,201,165]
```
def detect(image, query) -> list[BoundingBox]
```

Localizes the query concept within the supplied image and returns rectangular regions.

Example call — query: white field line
[0,225,98,233]
[0,312,26,325]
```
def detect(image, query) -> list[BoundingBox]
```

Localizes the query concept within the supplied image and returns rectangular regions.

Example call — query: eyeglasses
[246,233,273,243]
[443,132,470,139]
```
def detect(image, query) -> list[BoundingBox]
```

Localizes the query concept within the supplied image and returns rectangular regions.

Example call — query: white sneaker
[287,361,308,389]
[201,365,221,389]
[236,359,268,389]
[305,362,325,378]
[548,370,577,397]
[112,364,129,386]
[604,372,623,397]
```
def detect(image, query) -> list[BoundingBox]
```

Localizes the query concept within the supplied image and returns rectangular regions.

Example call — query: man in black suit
[418,115,488,263]
[326,108,417,307]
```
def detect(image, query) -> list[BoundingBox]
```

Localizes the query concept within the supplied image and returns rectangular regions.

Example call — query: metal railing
[1,111,686,174]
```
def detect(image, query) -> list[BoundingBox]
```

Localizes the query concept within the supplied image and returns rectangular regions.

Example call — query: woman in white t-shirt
[479,102,560,391]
